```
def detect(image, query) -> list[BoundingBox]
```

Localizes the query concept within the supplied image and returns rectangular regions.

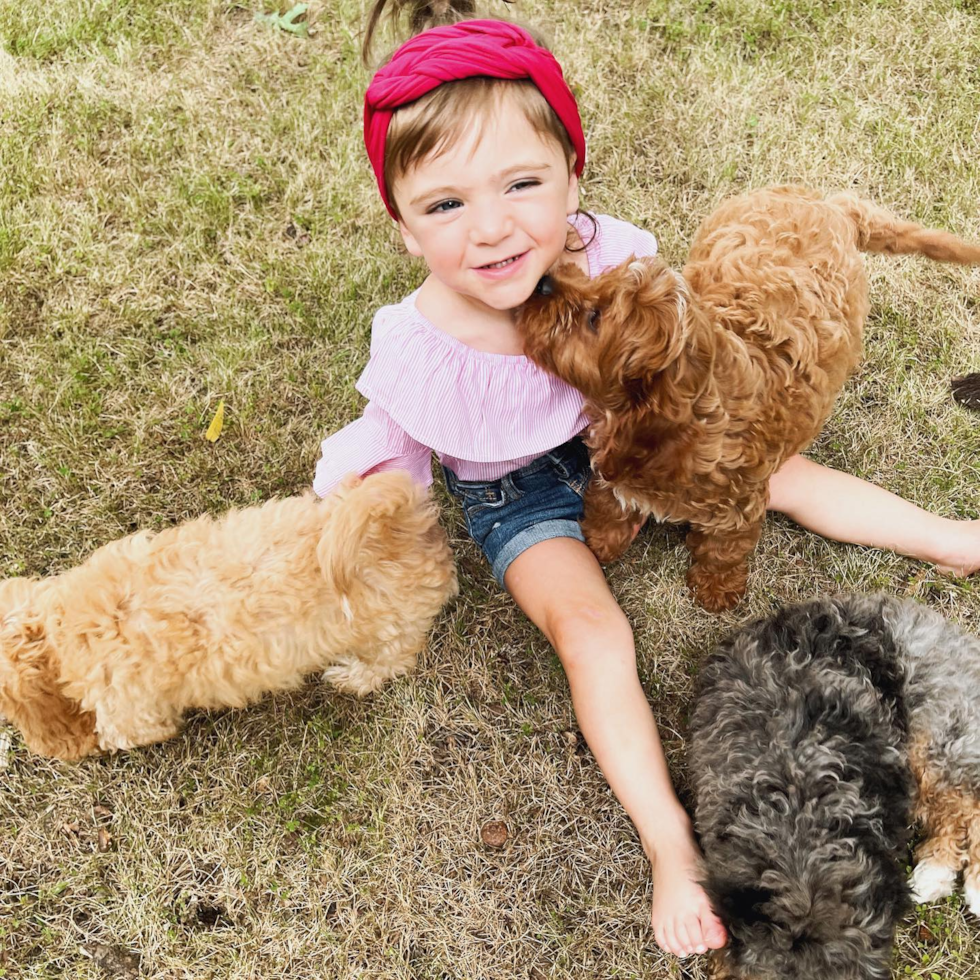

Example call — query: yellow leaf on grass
[205,400,225,442]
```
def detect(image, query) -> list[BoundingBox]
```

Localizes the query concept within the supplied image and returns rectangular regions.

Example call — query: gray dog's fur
[690,594,980,980]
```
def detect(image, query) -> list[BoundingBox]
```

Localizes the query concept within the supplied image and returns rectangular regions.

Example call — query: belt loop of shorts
[500,471,521,500]
[545,439,578,479]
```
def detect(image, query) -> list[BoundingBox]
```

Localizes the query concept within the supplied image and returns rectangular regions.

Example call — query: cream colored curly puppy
[0,471,457,760]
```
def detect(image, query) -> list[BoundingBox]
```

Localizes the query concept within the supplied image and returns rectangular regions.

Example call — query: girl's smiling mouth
[475,251,529,278]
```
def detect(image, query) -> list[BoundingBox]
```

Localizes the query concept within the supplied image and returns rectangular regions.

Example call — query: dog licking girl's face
[517,256,688,410]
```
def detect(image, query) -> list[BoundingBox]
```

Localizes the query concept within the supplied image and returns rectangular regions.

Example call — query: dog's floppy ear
[317,470,441,601]
[0,581,99,760]
[702,877,775,929]
[605,256,690,404]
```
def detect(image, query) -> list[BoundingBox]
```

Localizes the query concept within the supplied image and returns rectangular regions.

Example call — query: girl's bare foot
[934,519,980,577]
[647,822,727,958]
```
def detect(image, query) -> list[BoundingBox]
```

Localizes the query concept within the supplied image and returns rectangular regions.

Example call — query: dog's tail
[829,193,980,264]
[315,471,448,608]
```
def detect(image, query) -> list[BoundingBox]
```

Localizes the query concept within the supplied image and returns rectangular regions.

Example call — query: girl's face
[391,99,580,314]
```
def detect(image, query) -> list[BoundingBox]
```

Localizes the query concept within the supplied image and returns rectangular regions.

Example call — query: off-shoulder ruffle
[571,211,658,268]
[356,302,589,462]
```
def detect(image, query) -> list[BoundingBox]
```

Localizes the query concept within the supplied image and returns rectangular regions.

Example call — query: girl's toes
[703,913,728,949]
[683,913,707,954]
[666,918,690,957]
[673,916,696,957]
[663,920,684,956]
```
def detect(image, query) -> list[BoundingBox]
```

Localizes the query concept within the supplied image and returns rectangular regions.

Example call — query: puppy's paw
[686,564,747,613]
[909,860,958,903]
[96,721,180,753]
[583,521,633,564]
[323,658,407,698]
[46,734,103,761]
[964,878,980,917]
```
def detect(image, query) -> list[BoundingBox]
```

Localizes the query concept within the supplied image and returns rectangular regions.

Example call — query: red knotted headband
[364,19,586,219]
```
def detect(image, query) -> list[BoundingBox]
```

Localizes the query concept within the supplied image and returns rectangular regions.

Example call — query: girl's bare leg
[769,455,980,575]
[504,537,727,958]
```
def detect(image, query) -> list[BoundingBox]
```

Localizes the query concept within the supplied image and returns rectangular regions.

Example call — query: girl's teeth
[485,256,518,269]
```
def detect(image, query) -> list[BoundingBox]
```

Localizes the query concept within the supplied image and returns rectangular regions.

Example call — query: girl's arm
[313,401,433,498]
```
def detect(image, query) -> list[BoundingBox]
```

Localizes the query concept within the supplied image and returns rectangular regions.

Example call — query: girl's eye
[588,309,601,332]
[428,199,462,214]
[510,179,540,192]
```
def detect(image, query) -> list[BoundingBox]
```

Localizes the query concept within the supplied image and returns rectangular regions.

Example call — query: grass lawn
[1,0,979,976]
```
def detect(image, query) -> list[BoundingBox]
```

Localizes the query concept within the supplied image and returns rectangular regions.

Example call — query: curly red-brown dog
[518,186,980,612]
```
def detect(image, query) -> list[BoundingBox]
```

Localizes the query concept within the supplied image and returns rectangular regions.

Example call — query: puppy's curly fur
[518,186,980,611]
[0,471,457,760]
[691,594,980,980]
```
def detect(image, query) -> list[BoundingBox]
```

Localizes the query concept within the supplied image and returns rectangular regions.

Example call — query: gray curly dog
[690,593,980,980]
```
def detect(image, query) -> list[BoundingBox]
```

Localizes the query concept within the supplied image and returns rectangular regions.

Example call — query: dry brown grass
[1,0,979,976]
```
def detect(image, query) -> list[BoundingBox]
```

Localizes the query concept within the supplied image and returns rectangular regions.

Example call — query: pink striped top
[313,213,658,497]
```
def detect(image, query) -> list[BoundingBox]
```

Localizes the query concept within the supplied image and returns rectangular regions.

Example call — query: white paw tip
[909,861,958,903]
[964,881,980,917]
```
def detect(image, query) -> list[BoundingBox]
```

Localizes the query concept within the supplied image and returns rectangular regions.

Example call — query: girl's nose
[469,200,513,246]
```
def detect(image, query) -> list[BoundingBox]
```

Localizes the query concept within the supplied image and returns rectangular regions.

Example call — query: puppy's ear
[702,877,774,929]
[317,470,437,598]
[0,583,99,760]
[626,258,655,283]
[606,256,689,402]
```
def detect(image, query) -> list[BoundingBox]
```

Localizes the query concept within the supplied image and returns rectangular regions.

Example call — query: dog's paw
[686,564,747,613]
[692,588,744,614]
[964,878,980,917]
[909,860,958,903]
[97,723,180,753]
[583,524,632,564]
[323,659,406,698]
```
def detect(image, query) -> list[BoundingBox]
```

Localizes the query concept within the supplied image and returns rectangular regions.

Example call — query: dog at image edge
[0,471,457,760]
[518,186,980,611]
[690,594,980,980]
[952,372,980,410]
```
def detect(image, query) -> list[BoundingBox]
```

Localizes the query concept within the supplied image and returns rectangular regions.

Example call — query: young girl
[313,1,980,959]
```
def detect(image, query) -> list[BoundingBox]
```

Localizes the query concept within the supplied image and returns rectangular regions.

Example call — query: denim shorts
[442,436,592,588]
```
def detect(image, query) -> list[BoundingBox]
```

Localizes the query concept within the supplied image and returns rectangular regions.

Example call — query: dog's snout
[535,275,554,297]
